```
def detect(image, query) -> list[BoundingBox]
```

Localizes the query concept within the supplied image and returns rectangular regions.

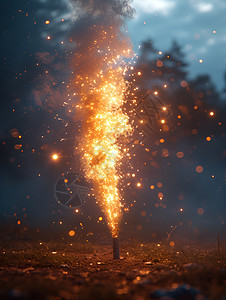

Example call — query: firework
[72,2,134,239]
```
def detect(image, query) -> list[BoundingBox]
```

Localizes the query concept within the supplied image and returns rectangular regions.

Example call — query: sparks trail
[73,15,134,237]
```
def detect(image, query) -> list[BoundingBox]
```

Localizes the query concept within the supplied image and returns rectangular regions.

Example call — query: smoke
[69,0,135,20]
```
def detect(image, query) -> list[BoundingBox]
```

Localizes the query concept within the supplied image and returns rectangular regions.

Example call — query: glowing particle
[154,91,158,95]
[160,139,164,143]
[197,208,204,215]
[170,241,175,247]
[162,106,167,111]
[150,185,155,190]
[157,182,163,188]
[196,165,203,173]
[45,20,50,24]
[161,119,165,124]
[206,136,211,141]
[52,154,59,160]
[158,192,163,200]
[209,111,214,116]
[194,105,198,110]
[199,59,203,63]
[164,84,167,88]
[99,217,103,221]
[180,80,187,87]
[47,36,51,40]
[159,51,162,55]
[176,152,184,158]
[69,230,75,237]
[75,209,79,213]
[17,220,21,225]
[137,72,141,76]
[137,182,142,187]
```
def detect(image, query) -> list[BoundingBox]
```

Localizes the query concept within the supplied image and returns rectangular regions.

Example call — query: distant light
[137,72,141,76]
[75,209,79,213]
[161,119,165,124]
[154,91,158,95]
[199,59,203,63]
[206,136,211,141]
[196,165,204,173]
[52,154,59,160]
[99,217,103,221]
[47,36,51,40]
[137,182,141,187]
[209,111,214,116]
[197,208,204,215]
[69,230,75,237]
[150,185,155,190]
[177,152,184,158]
[162,106,167,111]
[45,20,50,24]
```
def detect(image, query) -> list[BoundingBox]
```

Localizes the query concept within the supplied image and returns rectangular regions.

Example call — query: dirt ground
[0,240,225,300]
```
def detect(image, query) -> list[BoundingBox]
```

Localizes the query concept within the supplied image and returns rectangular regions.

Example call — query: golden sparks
[76,26,133,238]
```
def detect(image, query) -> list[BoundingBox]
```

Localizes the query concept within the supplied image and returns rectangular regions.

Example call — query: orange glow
[137,182,142,187]
[150,185,155,190]
[158,192,163,200]
[77,26,133,238]
[197,208,204,215]
[157,182,163,188]
[209,111,214,116]
[99,217,103,221]
[52,154,59,160]
[162,106,167,111]
[69,230,75,236]
[45,20,50,24]
[196,165,204,173]
[206,136,211,141]
[160,139,164,143]
[17,220,21,225]
[161,119,165,124]
[170,241,175,247]
[177,152,184,158]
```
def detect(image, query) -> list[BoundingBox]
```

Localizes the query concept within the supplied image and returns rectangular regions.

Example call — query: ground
[0,240,225,299]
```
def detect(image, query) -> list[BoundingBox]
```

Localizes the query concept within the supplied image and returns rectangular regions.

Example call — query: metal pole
[113,237,120,259]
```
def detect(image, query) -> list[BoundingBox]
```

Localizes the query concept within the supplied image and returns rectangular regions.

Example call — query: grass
[0,240,225,299]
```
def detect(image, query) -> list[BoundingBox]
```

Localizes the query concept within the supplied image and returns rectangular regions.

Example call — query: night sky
[0,0,225,244]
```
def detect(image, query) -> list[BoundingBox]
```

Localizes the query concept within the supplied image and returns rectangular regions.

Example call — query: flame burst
[75,25,133,237]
